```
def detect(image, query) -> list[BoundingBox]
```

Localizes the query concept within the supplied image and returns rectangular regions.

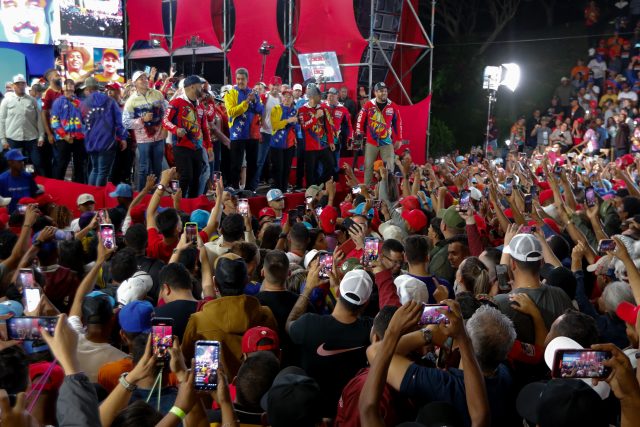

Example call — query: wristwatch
[421,327,433,345]
[119,372,137,392]
[157,184,172,194]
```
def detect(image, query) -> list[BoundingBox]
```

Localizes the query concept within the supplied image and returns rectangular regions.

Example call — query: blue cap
[455,155,465,163]
[0,300,23,316]
[109,183,133,198]
[183,75,203,87]
[190,209,210,229]
[348,202,374,219]
[301,221,313,230]
[5,149,27,162]
[118,300,153,333]
[266,189,284,202]
[87,290,115,308]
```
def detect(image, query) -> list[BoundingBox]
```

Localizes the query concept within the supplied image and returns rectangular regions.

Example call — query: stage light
[500,63,520,92]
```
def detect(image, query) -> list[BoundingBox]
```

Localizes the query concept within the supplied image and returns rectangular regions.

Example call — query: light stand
[185,35,205,75]
[150,33,173,74]
[482,63,520,157]
[259,40,274,82]
[484,89,496,158]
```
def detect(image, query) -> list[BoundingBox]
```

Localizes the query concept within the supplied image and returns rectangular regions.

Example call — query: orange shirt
[571,65,590,81]
[98,357,179,392]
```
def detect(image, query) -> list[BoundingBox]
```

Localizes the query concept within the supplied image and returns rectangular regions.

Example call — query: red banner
[396,94,431,163]
[126,0,167,50]
[173,0,220,50]
[227,0,285,85]
[293,0,367,94]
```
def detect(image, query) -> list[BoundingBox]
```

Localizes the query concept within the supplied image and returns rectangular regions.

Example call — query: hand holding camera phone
[552,349,612,379]
[459,191,470,212]
[152,318,173,359]
[194,340,220,390]
[585,186,597,208]
[363,237,379,267]
[597,239,616,255]
[184,222,198,244]
[20,268,40,312]
[318,253,333,279]
[419,304,450,325]
[100,224,115,249]
[7,317,58,341]
[170,180,180,193]
[238,199,249,217]
[495,264,511,292]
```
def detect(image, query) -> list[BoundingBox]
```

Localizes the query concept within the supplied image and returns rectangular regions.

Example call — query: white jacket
[0,93,44,143]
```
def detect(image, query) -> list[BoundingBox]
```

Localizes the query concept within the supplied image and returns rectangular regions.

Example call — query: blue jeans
[88,150,116,186]
[136,140,164,190]
[251,133,271,190]
[198,148,211,195]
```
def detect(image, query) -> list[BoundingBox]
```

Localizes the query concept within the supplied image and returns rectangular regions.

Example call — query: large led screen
[58,0,123,49]
[0,0,56,44]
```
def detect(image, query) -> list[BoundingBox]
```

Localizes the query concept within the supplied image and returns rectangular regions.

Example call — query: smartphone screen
[152,318,173,359]
[7,317,57,340]
[238,199,249,217]
[504,178,513,196]
[100,224,115,249]
[496,264,511,292]
[17,204,27,214]
[20,269,40,312]
[597,239,616,255]
[419,304,450,325]
[363,237,379,267]
[315,207,323,217]
[185,222,198,244]
[524,194,532,214]
[552,349,612,379]
[194,340,220,390]
[318,253,333,279]
[585,186,596,208]
[170,180,180,193]
[352,186,361,195]
[459,191,470,212]
[97,209,106,224]
[212,171,221,183]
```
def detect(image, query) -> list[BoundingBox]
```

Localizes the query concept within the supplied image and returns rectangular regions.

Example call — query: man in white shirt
[618,82,638,107]
[252,76,282,190]
[0,74,45,173]
[70,193,96,232]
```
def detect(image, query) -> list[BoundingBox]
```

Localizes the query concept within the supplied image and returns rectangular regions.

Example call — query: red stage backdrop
[126,0,167,50]
[396,94,431,163]
[173,0,220,49]
[293,0,367,93]
[227,0,285,85]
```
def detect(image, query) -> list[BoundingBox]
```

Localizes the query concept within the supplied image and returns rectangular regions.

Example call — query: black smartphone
[459,191,470,212]
[318,253,333,279]
[184,222,198,244]
[363,237,379,268]
[524,194,532,214]
[100,224,115,249]
[585,186,597,208]
[496,264,511,292]
[552,349,612,379]
[20,268,40,312]
[151,317,173,359]
[342,217,356,233]
[597,239,616,255]
[419,304,450,325]
[7,317,57,340]
[194,340,221,390]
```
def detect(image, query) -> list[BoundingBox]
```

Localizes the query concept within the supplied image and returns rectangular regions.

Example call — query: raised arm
[1,205,38,272]
[147,168,176,230]
[69,236,114,318]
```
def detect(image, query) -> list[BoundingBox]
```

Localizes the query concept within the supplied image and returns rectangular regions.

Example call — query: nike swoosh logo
[316,343,364,356]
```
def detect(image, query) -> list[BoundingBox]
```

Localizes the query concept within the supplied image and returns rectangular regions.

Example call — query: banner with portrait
[0,0,56,44]
[93,47,124,83]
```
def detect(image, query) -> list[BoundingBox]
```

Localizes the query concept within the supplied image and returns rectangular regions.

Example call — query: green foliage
[428,117,455,157]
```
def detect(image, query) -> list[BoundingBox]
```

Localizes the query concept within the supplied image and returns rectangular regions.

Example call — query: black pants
[305,148,335,187]
[54,139,87,183]
[295,137,305,188]
[271,146,296,192]
[229,138,258,189]
[174,146,203,198]
[111,145,135,185]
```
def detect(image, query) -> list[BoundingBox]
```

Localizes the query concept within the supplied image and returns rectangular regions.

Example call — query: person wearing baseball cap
[95,49,124,83]
[0,149,38,212]
[122,71,167,192]
[287,269,374,417]
[356,80,403,186]
[242,326,280,359]
[266,188,285,218]
[493,234,574,344]
[325,86,353,177]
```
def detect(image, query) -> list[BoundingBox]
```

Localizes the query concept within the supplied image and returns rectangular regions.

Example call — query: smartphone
[337,238,356,255]
[184,222,198,244]
[170,180,180,193]
[597,239,616,255]
[504,177,513,196]
[7,316,57,340]
[459,191,470,212]
[352,186,361,195]
[144,65,151,74]
[520,226,536,234]
[17,204,27,214]
[194,340,220,390]
[585,186,597,208]
[318,253,333,279]
[342,217,357,232]
[419,304,450,325]
[315,206,323,217]
[496,264,511,292]
[152,318,173,359]
[305,196,313,206]
[524,194,532,214]
[437,336,454,369]
[25,164,35,174]
[97,209,106,224]
[212,171,221,183]
[100,224,115,249]
[552,349,612,379]
[238,198,249,217]
[554,163,563,176]
[363,237,379,267]
[20,268,40,312]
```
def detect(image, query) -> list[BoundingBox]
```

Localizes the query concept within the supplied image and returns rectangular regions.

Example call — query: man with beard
[162,75,211,197]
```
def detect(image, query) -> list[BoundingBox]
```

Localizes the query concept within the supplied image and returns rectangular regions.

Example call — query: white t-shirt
[260,93,281,134]
[618,90,638,103]
[68,315,128,382]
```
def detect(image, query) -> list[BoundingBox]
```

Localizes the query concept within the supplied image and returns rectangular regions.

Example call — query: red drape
[173,0,220,49]
[396,94,431,163]
[126,0,167,51]
[293,0,367,93]
[227,0,285,85]
[385,0,428,105]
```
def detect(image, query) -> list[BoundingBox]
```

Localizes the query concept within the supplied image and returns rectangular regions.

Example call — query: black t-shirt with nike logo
[289,313,373,418]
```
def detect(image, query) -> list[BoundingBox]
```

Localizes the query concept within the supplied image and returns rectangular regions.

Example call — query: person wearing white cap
[0,74,45,171]
[286,268,374,417]
[122,70,167,191]
[493,233,574,344]
[69,193,96,232]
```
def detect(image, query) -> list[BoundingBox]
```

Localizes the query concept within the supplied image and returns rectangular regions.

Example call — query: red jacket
[356,99,402,147]
[324,102,353,140]
[162,94,211,150]
[298,102,336,151]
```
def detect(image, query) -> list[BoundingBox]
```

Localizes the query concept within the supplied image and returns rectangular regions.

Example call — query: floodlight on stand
[500,63,520,92]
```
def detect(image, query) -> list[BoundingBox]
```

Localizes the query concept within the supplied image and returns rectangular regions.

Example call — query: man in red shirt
[324,87,353,178]
[39,68,63,177]
[145,167,217,263]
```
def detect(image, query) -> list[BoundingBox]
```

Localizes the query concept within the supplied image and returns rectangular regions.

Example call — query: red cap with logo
[399,196,420,211]
[319,206,338,234]
[401,209,428,231]
[241,326,280,354]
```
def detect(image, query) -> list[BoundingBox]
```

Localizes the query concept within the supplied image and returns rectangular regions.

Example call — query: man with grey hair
[224,67,263,190]
[366,300,518,426]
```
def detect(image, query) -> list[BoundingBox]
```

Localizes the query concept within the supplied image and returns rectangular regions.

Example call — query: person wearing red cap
[401,209,428,234]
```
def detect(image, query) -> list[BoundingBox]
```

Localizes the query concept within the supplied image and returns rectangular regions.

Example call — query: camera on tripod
[259,41,274,55]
